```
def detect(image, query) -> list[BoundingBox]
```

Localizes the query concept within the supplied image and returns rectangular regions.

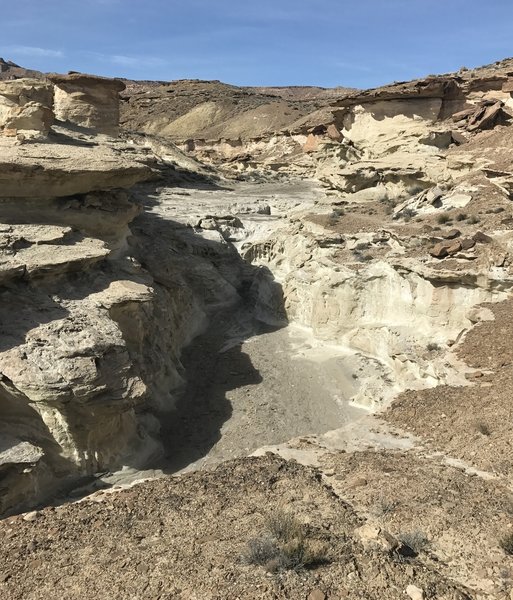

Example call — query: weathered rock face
[0,132,153,513]
[246,220,512,409]
[0,136,152,198]
[171,60,513,197]
[0,78,54,137]
[48,73,126,136]
[0,121,274,515]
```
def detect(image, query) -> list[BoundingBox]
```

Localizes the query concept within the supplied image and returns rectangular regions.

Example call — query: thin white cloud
[1,45,64,58]
[110,54,167,68]
[83,51,168,69]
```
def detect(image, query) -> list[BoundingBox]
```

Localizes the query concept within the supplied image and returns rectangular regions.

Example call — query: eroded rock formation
[3,57,513,599]
[48,72,126,136]
[0,78,54,138]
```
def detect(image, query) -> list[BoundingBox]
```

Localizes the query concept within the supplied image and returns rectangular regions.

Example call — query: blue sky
[1,0,511,88]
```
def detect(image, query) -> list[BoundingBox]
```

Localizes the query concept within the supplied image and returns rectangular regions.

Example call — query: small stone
[22,511,39,522]
[460,237,476,251]
[429,242,449,258]
[446,240,462,255]
[406,584,424,600]
[349,476,368,488]
[355,523,397,552]
[308,590,326,600]
[136,563,149,574]
[473,231,493,244]
[443,228,461,240]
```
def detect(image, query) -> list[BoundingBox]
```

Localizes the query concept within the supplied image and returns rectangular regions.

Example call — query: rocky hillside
[0,58,43,81]
[2,57,513,600]
[120,79,354,140]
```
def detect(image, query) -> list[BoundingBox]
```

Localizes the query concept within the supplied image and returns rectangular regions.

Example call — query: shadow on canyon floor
[131,181,288,474]
[157,318,284,474]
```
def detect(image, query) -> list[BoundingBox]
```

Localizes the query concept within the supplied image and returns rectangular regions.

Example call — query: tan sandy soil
[386,298,513,479]
[320,449,513,596]
[0,455,472,600]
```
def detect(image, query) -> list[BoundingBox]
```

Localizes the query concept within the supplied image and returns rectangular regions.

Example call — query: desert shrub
[383,197,397,215]
[397,530,429,555]
[373,496,399,518]
[456,212,468,221]
[279,538,328,571]
[266,511,303,543]
[244,511,329,572]
[437,213,451,224]
[500,532,513,555]
[427,342,440,352]
[352,250,373,263]
[467,215,480,224]
[243,536,281,567]
[354,242,370,251]
[401,208,416,221]
[408,184,426,195]
[476,422,491,436]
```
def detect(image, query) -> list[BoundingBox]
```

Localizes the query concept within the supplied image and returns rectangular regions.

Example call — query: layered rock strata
[0,78,54,138]
[48,73,126,136]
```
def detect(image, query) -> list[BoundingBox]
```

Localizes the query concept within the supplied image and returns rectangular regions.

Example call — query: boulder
[0,139,152,198]
[303,133,320,153]
[451,130,468,145]
[0,79,54,136]
[452,107,477,121]
[429,240,461,258]
[446,240,462,254]
[443,228,461,240]
[0,78,53,108]
[460,237,476,251]
[429,242,449,258]
[326,123,343,141]
[502,79,513,94]
[48,72,126,136]
[473,231,493,244]
[3,102,54,134]
[419,130,452,148]
[467,101,504,132]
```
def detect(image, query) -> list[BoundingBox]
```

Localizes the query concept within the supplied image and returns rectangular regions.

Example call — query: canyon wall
[2,59,513,516]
